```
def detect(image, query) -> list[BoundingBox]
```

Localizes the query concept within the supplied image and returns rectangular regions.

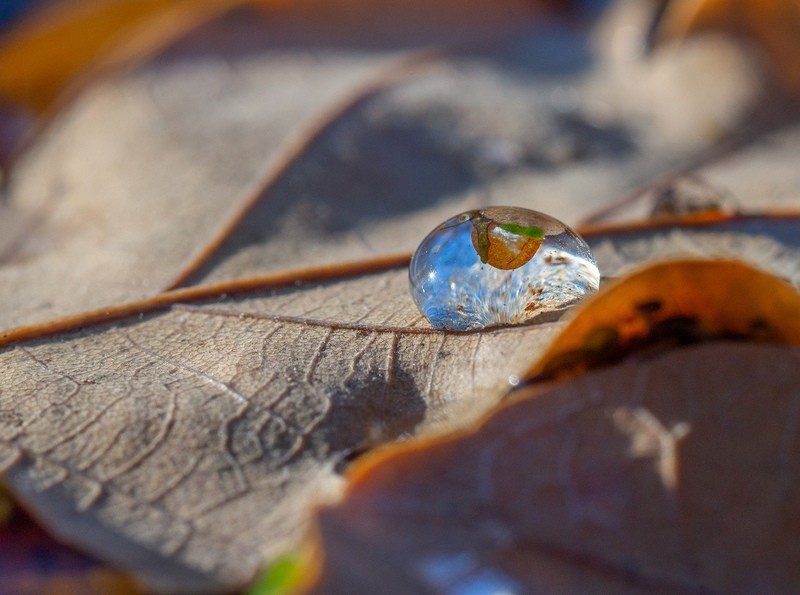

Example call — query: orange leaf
[0,0,557,114]
[526,259,800,381]
[658,0,800,92]
[0,0,256,113]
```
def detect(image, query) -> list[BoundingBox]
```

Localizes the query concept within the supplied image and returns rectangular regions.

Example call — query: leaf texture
[588,216,800,283]
[0,268,561,592]
[1,2,799,592]
[308,342,800,594]
[0,6,413,330]
[0,2,732,330]
[526,259,800,381]
[581,123,800,226]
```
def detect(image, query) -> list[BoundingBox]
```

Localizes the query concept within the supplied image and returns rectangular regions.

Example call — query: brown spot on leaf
[634,299,663,316]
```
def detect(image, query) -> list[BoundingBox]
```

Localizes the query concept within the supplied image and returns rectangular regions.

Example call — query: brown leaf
[0,6,420,330]
[0,0,258,114]
[0,265,562,592]
[0,0,734,331]
[4,219,797,592]
[656,0,800,93]
[2,2,800,592]
[525,259,800,381]
[307,341,800,594]
[0,0,561,114]
[580,123,800,227]
[587,215,800,283]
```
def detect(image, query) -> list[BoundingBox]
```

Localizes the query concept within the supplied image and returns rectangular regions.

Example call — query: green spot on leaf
[248,555,302,595]
[498,223,545,239]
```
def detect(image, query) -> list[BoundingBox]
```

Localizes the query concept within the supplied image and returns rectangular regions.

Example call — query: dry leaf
[587,215,800,283]
[525,259,800,380]
[0,0,253,113]
[0,0,554,114]
[0,265,562,592]
[1,2,800,593]
[580,124,800,227]
[3,223,798,591]
[308,341,800,594]
[0,0,542,163]
[657,0,800,92]
[0,5,418,329]
[0,1,716,331]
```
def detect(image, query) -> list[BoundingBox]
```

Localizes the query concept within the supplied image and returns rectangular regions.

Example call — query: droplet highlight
[409,207,600,330]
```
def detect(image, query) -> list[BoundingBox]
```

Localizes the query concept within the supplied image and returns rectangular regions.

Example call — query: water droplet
[409,207,600,330]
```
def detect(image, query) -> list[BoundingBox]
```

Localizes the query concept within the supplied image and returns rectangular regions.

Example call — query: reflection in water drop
[409,207,600,330]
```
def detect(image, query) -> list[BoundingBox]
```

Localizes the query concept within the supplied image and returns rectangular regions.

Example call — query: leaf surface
[587,215,800,283]
[526,259,800,380]
[0,0,246,112]
[657,0,800,92]
[1,0,748,330]
[4,215,799,591]
[581,124,800,227]
[0,265,563,592]
[308,340,800,594]
[0,4,423,330]
[0,0,556,113]
[2,2,800,593]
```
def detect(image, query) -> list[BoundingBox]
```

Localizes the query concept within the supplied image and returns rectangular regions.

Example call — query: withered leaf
[0,0,745,330]
[0,0,553,114]
[581,123,800,227]
[656,0,800,92]
[308,341,800,594]
[0,0,242,113]
[4,222,798,592]
[587,215,800,283]
[2,2,800,593]
[0,266,562,592]
[526,259,800,380]
[0,4,420,330]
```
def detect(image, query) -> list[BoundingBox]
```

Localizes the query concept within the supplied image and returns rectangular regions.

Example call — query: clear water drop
[409,207,600,330]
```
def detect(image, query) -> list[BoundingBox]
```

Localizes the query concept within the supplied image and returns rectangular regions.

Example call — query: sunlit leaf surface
[0,0,799,592]
[308,340,800,594]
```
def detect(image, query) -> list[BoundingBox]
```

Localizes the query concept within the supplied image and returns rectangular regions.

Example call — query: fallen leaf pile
[0,0,798,593]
